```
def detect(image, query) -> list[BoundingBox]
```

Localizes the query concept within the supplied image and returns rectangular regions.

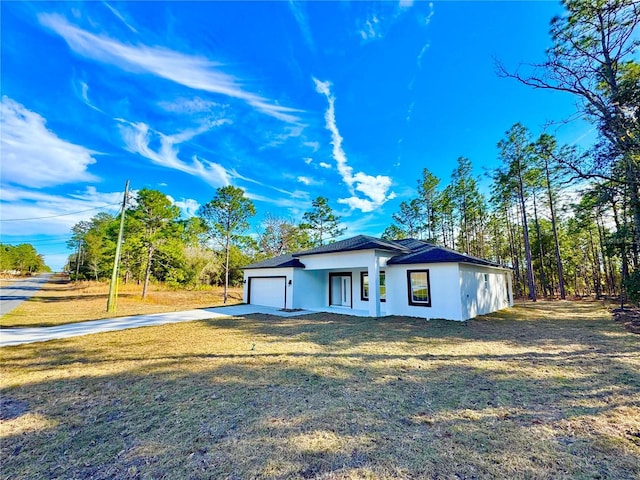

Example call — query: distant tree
[67,220,90,280]
[450,157,487,257]
[258,214,312,257]
[434,185,456,249]
[381,224,408,241]
[129,189,181,299]
[2,243,49,274]
[300,196,345,246]
[496,123,537,301]
[392,199,422,238]
[534,134,567,299]
[0,244,13,271]
[84,213,117,281]
[197,186,256,303]
[416,168,440,242]
[490,169,525,296]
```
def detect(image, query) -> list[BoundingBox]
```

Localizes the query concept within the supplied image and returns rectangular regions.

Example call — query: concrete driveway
[0,273,53,315]
[0,304,315,347]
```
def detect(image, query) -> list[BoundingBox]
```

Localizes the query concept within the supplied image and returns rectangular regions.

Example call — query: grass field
[1,300,639,479]
[0,275,243,327]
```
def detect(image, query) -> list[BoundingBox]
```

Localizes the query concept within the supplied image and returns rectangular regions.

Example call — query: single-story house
[243,235,513,321]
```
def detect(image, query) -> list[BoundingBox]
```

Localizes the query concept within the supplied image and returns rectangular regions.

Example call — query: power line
[0,202,121,222]
[1,237,72,244]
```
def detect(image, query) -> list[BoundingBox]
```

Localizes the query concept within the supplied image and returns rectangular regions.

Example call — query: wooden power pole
[107,180,130,313]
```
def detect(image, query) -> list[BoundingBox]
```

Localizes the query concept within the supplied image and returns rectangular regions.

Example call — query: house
[242,235,513,321]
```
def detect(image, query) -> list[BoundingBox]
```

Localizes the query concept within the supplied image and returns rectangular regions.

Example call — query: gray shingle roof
[292,235,409,257]
[393,238,430,250]
[243,254,306,269]
[386,243,503,267]
[244,236,507,270]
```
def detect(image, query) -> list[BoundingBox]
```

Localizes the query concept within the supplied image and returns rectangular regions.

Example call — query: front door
[341,276,351,306]
[329,273,351,307]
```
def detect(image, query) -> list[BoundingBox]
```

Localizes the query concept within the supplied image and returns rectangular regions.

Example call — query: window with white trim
[407,270,431,307]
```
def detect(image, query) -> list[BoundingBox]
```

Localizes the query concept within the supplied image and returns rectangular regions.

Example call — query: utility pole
[107,180,130,313]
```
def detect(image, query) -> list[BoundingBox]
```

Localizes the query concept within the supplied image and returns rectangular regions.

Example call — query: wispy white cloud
[303,157,313,165]
[0,184,123,266]
[0,96,99,188]
[405,4,434,123]
[0,185,123,236]
[76,80,104,112]
[244,191,311,210]
[303,141,320,152]
[233,170,309,199]
[406,101,416,122]
[422,2,435,26]
[168,197,201,217]
[102,2,138,33]
[319,162,331,169]
[417,42,431,68]
[119,119,310,204]
[260,125,306,150]
[360,14,383,41]
[415,3,434,69]
[119,120,232,187]
[358,1,422,43]
[158,97,225,115]
[288,1,315,52]
[296,176,322,186]
[39,13,302,123]
[313,79,395,213]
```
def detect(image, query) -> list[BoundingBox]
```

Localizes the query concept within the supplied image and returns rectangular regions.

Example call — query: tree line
[0,243,50,275]
[67,188,344,300]
[384,0,639,303]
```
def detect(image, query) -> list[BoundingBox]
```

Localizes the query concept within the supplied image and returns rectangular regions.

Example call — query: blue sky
[1,1,593,271]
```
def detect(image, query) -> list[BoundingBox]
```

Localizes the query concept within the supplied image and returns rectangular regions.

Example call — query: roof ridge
[292,235,409,257]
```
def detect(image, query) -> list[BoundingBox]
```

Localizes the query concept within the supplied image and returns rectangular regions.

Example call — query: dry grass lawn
[1,301,639,479]
[0,275,242,327]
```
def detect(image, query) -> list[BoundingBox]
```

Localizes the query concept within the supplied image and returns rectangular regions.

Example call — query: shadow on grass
[1,301,638,479]
[197,302,626,352]
[2,353,639,478]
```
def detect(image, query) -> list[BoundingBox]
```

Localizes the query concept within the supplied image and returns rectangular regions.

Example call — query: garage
[248,276,286,309]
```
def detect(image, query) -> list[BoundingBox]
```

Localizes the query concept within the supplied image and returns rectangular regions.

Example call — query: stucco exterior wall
[299,250,394,270]
[384,263,464,320]
[459,265,511,319]
[291,269,325,309]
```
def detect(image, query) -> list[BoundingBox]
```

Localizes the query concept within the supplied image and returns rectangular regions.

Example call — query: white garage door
[249,277,286,308]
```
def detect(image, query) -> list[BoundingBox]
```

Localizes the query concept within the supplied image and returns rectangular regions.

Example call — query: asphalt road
[0,273,53,315]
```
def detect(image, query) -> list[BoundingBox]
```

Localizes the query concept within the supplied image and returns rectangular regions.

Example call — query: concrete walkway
[0,305,315,347]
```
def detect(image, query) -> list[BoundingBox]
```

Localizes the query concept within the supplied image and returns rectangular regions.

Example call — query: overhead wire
[0,202,122,222]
